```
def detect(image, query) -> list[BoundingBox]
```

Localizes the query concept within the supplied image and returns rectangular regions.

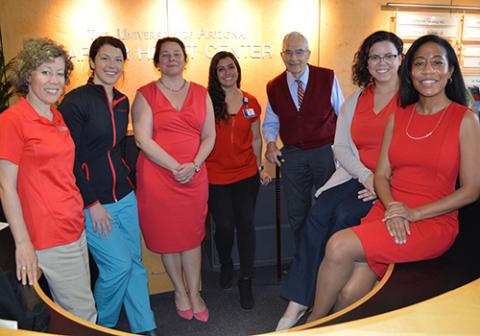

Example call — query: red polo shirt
[0,97,85,250]
[206,91,261,184]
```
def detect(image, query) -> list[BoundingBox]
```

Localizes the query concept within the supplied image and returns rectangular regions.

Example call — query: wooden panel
[140,239,174,295]
[140,239,201,294]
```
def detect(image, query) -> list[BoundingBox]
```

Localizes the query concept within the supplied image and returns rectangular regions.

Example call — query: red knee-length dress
[136,81,208,253]
[352,102,467,278]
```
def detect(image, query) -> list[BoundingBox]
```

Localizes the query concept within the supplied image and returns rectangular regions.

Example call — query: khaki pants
[36,231,97,323]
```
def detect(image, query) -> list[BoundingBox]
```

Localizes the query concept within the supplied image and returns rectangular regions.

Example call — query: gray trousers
[280,144,335,248]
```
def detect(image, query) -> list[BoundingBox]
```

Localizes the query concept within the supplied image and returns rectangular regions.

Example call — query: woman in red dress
[132,37,215,322]
[307,34,480,322]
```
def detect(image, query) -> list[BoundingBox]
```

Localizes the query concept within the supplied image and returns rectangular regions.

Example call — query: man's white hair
[282,32,309,50]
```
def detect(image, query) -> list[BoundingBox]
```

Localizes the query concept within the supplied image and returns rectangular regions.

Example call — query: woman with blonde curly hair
[0,38,97,322]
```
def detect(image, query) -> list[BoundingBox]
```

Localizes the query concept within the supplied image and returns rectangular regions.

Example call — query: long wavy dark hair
[352,31,403,88]
[208,51,242,122]
[399,34,467,107]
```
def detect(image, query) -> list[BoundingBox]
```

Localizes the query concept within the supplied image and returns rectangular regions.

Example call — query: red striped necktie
[296,79,304,108]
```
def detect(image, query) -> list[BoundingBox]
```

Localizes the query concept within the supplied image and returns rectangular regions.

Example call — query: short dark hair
[399,34,467,107]
[208,51,242,122]
[352,31,403,88]
[153,37,188,68]
[10,38,73,94]
[89,36,127,71]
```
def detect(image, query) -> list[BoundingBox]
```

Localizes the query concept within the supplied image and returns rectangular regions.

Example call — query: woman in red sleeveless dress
[307,34,480,322]
[132,37,215,322]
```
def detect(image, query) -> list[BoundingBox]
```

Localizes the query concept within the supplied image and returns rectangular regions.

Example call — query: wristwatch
[193,162,200,173]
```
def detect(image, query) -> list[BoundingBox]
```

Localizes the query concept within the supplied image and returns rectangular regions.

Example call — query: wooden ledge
[261,263,394,335]
[282,278,480,335]
[289,263,394,332]
[33,282,134,336]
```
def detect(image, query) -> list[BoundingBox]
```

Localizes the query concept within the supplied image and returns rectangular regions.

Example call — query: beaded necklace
[159,79,186,92]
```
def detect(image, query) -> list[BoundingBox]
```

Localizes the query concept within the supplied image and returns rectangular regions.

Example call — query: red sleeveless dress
[136,81,208,253]
[353,102,467,277]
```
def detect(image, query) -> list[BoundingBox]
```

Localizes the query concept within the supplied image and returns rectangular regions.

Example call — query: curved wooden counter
[30,280,135,336]
[279,278,480,335]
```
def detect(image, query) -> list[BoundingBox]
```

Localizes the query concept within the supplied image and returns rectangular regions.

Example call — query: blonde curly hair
[10,38,73,94]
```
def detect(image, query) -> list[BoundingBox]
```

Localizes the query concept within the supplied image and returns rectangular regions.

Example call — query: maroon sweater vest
[267,65,337,149]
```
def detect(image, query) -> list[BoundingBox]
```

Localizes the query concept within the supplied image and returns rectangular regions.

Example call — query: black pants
[208,173,260,278]
[280,144,336,248]
[280,179,374,306]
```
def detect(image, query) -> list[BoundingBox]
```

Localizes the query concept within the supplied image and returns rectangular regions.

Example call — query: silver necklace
[405,104,449,140]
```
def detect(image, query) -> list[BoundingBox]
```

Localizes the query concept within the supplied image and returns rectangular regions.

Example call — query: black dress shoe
[219,262,233,289]
[238,277,254,310]
[138,329,159,336]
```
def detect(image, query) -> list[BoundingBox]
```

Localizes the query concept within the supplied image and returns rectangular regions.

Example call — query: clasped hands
[383,201,420,245]
[173,162,196,184]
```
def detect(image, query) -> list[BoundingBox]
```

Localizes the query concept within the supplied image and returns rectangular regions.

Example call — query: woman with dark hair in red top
[206,51,271,310]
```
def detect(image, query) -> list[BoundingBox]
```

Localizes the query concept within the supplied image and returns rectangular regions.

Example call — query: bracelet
[193,162,200,173]
[258,164,264,172]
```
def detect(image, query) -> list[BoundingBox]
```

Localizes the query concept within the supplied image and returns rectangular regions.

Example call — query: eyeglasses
[281,49,310,58]
[367,54,398,64]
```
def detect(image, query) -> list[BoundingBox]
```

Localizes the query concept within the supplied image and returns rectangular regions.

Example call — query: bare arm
[0,160,38,285]
[194,93,216,166]
[252,120,263,168]
[252,120,271,185]
[417,111,480,217]
[131,92,181,172]
[373,113,411,244]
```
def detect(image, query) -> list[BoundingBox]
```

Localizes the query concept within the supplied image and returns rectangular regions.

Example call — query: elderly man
[263,32,344,247]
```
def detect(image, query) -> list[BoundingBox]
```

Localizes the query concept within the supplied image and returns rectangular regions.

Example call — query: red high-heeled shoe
[193,307,209,322]
[176,307,193,320]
